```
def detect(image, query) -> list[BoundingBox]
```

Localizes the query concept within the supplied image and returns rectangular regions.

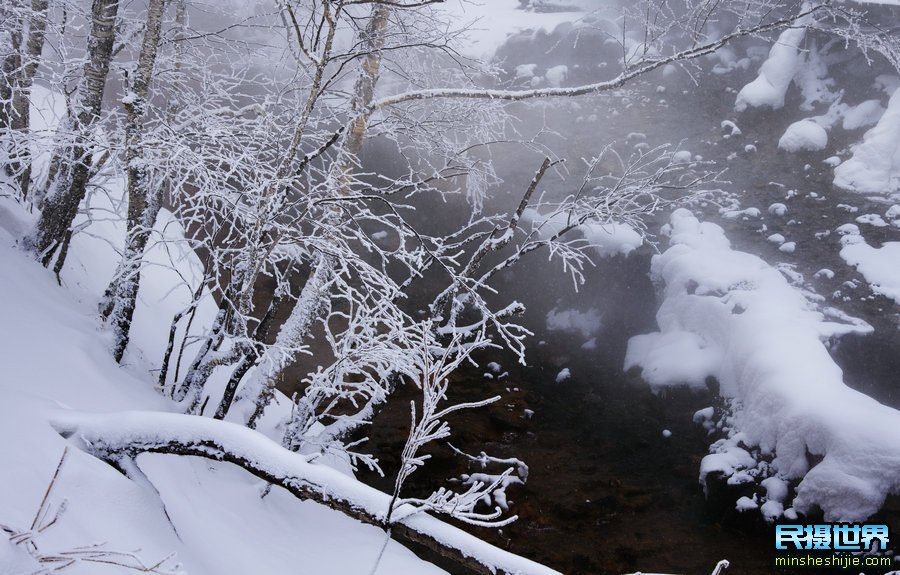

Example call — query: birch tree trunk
[236,4,391,428]
[8,0,49,200]
[0,1,24,134]
[101,0,167,363]
[24,0,119,268]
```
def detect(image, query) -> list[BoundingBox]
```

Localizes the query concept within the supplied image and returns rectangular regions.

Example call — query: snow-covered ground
[0,87,450,574]
[0,193,455,574]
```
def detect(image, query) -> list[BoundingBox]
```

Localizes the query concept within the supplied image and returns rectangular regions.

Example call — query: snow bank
[626,209,900,522]
[834,86,900,194]
[839,230,900,304]
[734,7,812,112]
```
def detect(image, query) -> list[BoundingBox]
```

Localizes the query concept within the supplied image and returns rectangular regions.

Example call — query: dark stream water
[266,17,900,575]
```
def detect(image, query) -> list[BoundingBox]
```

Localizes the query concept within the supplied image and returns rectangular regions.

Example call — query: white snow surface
[834,86,900,195]
[839,234,900,304]
[0,89,565,575]
[842,99,884,130]
[734,6,812,112]
[778,120,828,152]
[0,204,455,575]
[626,209,900,522]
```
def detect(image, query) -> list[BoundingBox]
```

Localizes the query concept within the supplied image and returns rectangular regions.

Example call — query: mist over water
[351,4,900,573]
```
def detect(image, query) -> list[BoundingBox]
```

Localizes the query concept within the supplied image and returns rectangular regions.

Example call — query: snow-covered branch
[50,410,562,575]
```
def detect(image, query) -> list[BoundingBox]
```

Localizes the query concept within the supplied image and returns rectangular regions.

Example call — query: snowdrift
[626,209,900,522]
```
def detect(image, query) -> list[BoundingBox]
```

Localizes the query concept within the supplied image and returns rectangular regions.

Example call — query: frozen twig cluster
[0,448,180,574]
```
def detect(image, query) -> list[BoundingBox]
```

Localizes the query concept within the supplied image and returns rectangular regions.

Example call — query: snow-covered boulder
[778,120,828,152]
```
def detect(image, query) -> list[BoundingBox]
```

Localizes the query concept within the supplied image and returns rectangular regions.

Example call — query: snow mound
[522,208,643,256]
[842,99,884,130]
[778,120,828,152]
[545,307,602,338]
[626,209,900,522]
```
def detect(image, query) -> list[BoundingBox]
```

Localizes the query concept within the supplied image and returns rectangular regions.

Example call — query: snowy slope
[0,203,448,574]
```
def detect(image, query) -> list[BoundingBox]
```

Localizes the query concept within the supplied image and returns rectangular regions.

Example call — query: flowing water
[273,17,900,575]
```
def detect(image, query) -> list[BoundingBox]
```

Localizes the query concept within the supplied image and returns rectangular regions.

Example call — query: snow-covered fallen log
[626,209,900,522]
[49,410,561,575]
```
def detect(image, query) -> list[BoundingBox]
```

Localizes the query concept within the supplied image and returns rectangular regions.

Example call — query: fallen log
[50,410,561,575]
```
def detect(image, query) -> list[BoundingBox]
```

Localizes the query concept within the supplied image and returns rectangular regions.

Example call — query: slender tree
[25,0,119,267]
[100,0,168,362]
[7,0,50,200]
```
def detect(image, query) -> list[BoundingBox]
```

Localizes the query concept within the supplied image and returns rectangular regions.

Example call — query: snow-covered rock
[778,120,828,152]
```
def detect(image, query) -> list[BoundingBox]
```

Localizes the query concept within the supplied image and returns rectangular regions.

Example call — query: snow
[545,65,568,88]
[580,221,644,256]
[720,120,741,137]
[778,242,796,253]
[625,331,720,390]
[842,99,884,130]
[545,307,602,338]
[768,203,787,216]
[522,208,643,256]
[840,236,900,304]
[555,368,571,383]
[0,206,456,575]
[734,6,812,111]
[440,0,589,59]
[834,86,900,194]
[735,496,758,512]
[626,209,900,522]
[778,120,828,152]
[722,207,760,220]
[672,150,693,163]
[515,63,537,79]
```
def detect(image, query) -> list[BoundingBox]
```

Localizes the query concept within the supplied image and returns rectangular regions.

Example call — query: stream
[273,17,900,575]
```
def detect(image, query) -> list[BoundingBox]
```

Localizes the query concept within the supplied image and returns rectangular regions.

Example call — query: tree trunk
[102,0,167,363]
[240,255,333,429]
[335,3,389,181]
[213,277,292,420]
[24,0,119,268]
[8,0,49,200]
[240,4,391,427]
[0,1,24,134]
